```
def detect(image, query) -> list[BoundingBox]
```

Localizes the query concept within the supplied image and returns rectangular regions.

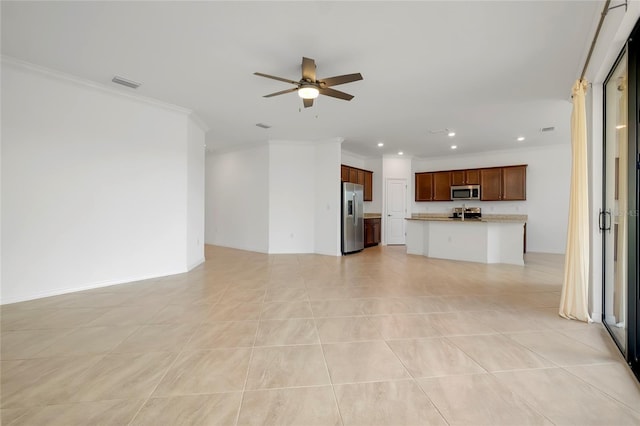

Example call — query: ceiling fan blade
[263,87,299,98]
[303,98,314,108]
[301,57,316,82]
[254,72,299,86]
[318,87,354,101]
[320,73,363,87]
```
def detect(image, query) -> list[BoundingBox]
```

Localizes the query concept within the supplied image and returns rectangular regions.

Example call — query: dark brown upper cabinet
[349,168,358,184]
[364,171,373,201]
[341,165,350,183]
[433,171,452,201]
[480,168,503,201]
[416,165,526,202]
[451,169,481,186]
[415,172,434,201]
[481,165,527,201]
[341,164,374,202]
[502,165,527,200]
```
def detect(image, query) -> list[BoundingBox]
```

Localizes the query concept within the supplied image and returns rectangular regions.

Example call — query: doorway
[385,178,407,245]
[602,22,639,380]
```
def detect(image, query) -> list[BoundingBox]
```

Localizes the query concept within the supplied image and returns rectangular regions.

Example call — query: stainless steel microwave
[451,185,481,200]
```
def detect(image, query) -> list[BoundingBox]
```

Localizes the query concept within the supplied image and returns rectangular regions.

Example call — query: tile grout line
[313,318,344,425]
[462,323,572,425]
[381,337,452,426]
[558,362,640,415]
[231,291,266,426]
[486,370,559,425]
[7,314,148,409]
[124,300,218,425]
[6,249,635,424]
[310,300,346,426]
[499,329,619,368]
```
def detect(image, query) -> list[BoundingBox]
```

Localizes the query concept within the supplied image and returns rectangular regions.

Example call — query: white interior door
[386,178,407,245]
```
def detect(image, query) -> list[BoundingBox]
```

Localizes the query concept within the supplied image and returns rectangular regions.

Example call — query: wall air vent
[111,76,141,89]
[256,123,271,129]
[540,126,555,132]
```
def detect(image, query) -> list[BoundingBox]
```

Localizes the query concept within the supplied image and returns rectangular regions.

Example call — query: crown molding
[206,140,268,156]
[188,112,209,132]
[412,142,569,162]
[341,149,368,160]
[1,55,195,116]
[207,137,341,156]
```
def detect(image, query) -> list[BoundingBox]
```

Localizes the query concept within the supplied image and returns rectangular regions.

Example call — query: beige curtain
[559,79,592,322]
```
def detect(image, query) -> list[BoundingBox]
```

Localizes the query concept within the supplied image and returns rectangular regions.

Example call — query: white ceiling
[1,1,601,158]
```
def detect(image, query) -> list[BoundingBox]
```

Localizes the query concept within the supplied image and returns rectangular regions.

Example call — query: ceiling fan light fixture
[298,85,319,99]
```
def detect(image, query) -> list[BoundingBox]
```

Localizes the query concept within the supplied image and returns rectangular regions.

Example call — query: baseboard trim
[1,268,188,305]
[187,257,206,270]
[206,241,269,254]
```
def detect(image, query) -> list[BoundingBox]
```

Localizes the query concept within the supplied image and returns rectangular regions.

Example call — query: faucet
[461,203,466,221]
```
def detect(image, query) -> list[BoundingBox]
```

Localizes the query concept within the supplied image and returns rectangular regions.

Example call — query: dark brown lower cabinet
[364,218,381,247]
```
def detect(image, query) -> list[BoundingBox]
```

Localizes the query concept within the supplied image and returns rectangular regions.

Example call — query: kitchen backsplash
[413,200,527,215]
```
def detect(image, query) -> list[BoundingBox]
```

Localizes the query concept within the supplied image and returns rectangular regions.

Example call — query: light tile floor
[2,245,640,425]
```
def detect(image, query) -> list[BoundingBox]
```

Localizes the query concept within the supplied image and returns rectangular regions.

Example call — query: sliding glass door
[603,49,628,353]
[628,23,639,380]
[603,22,639,380]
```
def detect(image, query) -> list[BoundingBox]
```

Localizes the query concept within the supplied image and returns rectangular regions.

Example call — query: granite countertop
[406,213,527,223]
[364,213,382,219]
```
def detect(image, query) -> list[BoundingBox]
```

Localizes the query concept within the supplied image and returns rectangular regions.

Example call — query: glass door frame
[627,21,639,380]
[602,20,639,380]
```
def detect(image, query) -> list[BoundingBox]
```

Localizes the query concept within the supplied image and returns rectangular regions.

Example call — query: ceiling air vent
[111,76,141,89]
[540,126,555,133]
[255,123,271,129]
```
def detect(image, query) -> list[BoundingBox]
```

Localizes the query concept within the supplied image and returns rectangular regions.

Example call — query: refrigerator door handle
[353,194,357,226]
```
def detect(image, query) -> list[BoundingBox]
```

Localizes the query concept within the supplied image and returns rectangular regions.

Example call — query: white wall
[340,151,365,169]
[206,140,341,256]
[186,118,206,269]
[341,150,382,214]
[268,141,316,253]
[411,145,571,254]
[315,141,342,256]
[205,145,269,253]
[1,59,203,304]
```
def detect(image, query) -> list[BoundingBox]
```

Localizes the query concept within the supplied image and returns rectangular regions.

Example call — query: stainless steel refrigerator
[341,182,364,254]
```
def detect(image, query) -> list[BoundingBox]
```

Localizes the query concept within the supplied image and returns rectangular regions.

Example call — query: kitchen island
[405,214,527,265]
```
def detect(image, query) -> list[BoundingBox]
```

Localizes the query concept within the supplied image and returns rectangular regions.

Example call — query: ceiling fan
[254,57,363,108]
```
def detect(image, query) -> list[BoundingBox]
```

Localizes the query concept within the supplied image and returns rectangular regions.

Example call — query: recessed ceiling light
[377,142,384,147]
[448,131,456,137]
[451,145,457,150]
[398,151,404,155]
[517,136,525,142]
